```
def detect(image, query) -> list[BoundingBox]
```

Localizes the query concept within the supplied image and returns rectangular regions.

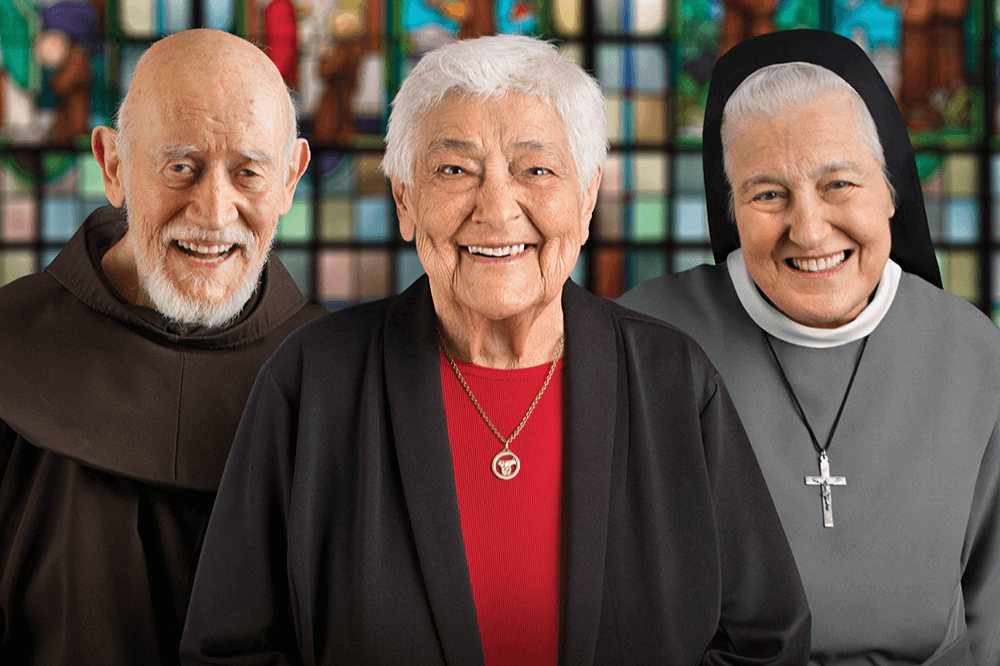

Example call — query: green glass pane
[277,200,312,242]
[628,249,667,290]
[632,197,666,241]
[80,156,106,197]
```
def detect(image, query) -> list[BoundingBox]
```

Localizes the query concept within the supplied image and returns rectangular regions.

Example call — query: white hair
[720,62,896,218]
[381,34,608,194]
[114,72,299,181]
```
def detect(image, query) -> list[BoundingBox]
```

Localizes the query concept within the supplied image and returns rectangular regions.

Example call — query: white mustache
[158,222,257,249]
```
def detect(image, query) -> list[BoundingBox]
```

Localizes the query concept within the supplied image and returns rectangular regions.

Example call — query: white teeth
[791,251,846,273]
[177,239,236,256]
[467,244,526,257]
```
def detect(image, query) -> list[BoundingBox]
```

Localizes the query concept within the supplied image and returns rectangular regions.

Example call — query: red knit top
[440,352,564,666]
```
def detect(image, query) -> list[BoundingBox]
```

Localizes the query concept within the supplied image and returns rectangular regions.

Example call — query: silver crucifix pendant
[804,451,847,528]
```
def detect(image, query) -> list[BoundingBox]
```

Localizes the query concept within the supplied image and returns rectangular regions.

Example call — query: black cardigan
[180,277,810,665]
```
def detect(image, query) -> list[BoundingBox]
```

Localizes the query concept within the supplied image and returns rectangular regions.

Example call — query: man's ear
[392,178,416,242]
[281,138,311,214]
[92,126,125,207]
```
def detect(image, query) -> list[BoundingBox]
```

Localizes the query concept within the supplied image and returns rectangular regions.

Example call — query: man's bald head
[116,29,297,178]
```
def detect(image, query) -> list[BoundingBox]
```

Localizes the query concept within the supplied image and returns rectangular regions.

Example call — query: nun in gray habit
[620,29,1000,665]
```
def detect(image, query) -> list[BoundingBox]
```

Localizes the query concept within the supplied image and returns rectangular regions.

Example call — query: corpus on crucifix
[805,451,846,528]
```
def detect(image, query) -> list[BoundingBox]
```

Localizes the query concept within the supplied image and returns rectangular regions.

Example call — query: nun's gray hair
[381,34,608,195]
[720,61,896,219]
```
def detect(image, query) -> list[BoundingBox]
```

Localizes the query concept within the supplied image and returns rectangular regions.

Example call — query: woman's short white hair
[381,34,607,194]
[720,61,896,217]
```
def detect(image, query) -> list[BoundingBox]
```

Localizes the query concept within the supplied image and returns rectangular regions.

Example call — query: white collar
[727,248,901,349]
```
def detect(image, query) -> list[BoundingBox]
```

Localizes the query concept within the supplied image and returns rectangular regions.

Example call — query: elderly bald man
[0,29,322,665]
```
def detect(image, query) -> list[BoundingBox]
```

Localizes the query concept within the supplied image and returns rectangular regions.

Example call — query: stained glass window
[0,0,996,321]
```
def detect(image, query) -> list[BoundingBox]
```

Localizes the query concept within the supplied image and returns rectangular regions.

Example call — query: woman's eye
[753,191,780,202]
[439,165,465,175]
[528,167,551,176]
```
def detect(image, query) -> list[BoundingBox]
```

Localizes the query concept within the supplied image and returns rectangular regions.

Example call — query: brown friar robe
[0,205,325,665]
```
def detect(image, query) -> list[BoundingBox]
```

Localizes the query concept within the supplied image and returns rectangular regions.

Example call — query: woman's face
[391,92,600,325]
[726,90,895,329]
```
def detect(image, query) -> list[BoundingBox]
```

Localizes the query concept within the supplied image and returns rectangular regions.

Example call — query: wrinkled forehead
[418,91,570,155]
[134,70,287,149]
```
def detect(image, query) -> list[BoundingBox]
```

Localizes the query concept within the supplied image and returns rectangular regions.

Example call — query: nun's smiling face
[727,90,895,329]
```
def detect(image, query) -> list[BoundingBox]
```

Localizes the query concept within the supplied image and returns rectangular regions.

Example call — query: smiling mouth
[787,250,850,273]
[466,244,529,258]
[174,239,239,264]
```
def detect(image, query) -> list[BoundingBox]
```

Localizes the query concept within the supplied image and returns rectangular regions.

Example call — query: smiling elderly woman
[621,30,1000,665]
[180,35,810,665]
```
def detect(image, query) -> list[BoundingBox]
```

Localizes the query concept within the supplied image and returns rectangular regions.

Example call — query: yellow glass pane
[559,43,584,67]
[634,0,667,34]
[321,199,352,241]
[121,0,155,36]
[357,156,388,195]
[554,0,582,35]
[634,98,666,143]
[606,96,623,143]
[945,250,979,301]
[945,154,978,197]
[633,154,666,192]
[1,250,34,287]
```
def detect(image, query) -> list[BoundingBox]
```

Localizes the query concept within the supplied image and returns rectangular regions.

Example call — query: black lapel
[560,282,618,665]
[383,277,486,666]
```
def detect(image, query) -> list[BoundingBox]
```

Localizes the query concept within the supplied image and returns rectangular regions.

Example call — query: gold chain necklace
[439,331,564,480]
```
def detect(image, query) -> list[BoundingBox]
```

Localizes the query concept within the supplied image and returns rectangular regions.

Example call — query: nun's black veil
[702,29,943,289]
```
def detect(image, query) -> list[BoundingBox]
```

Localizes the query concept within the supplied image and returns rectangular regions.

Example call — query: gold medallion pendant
[491,449,521,480]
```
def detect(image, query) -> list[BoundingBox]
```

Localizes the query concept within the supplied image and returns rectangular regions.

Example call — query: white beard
[129,216,271,329]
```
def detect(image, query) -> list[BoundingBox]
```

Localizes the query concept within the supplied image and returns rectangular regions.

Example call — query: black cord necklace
[763,332,869,528]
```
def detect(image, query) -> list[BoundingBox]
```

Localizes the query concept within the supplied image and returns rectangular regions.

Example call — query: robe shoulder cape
[180,276,811,666]
[0,206,326,665]
[619,264,1000,666]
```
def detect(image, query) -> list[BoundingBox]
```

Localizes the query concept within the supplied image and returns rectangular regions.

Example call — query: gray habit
[619,263,1000,665]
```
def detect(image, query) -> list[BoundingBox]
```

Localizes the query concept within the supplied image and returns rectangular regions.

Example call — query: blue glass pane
[945,198,979,243]
[275,248,312,297]
[674,154,704,193]
[571,252,587,285]
[158,0,193,34]
[596,46,623,90]
[396,249,424,292]
[672,196,709,241]
[42,248,60,268]
[632,45,665,93]
[355,198,390,241]
[42,199,78,242]
[674,249,714,272]
[203,0,234,31]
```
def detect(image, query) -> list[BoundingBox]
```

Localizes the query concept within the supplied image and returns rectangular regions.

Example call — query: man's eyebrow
[155,144,199,163]
[238,149,276,166]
